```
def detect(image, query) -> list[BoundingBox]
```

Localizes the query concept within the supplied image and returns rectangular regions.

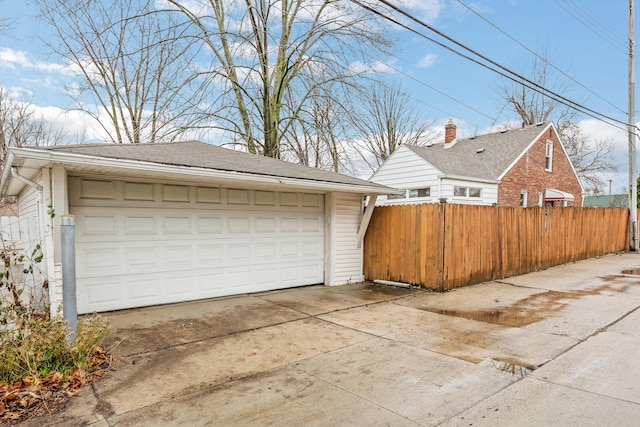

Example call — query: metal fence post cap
[61,215,75,225]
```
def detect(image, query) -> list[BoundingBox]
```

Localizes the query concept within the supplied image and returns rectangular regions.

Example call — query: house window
[454,186,482,198]
[469,187,482,198]
[409,187,430,198]
[387,191,406,200]
[545,141,553,171]
[454,186,467,197]
[520,191,528,207]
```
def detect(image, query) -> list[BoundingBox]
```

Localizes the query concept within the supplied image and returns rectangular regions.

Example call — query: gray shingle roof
[44,140,388,189]
[406,122,551,180]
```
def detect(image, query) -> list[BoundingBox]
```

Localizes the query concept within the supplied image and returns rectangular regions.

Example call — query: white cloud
[400,0,445,23]
[577,118,631,194]
[416,53,438,69]
[349,59,398,75]
[0,47,69,75]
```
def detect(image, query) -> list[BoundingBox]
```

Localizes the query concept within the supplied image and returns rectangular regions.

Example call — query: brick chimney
[444,119,457,147]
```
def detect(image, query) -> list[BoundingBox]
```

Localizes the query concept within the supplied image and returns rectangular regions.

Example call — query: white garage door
[69,177,325,313]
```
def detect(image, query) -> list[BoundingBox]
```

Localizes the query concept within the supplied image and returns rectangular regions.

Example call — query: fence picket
[363,205,629,290]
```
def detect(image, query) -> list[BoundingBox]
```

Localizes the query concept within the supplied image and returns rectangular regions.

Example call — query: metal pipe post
[61,215,77,341]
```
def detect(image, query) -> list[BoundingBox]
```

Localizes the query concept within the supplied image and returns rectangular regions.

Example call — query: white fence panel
[0,216,37,247]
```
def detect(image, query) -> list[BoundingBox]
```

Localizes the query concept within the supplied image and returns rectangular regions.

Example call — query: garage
[70,178,325,313]
[0,141,396,316]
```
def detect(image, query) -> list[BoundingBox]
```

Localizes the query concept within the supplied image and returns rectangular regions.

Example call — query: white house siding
[440,178,497,205]
[369,145,443,204]
[330,192,364,285]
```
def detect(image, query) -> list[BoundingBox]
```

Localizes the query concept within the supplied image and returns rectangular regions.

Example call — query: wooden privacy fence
[363,204,629,291]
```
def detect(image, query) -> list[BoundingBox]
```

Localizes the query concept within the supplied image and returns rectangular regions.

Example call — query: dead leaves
[0,345,113,424]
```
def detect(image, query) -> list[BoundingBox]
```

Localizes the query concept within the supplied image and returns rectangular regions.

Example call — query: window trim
[453,186,482,198]
[545,140,553,172]
[408,187,431,198]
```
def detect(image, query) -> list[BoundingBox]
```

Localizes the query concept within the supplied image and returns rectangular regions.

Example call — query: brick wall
[498,126,583,207]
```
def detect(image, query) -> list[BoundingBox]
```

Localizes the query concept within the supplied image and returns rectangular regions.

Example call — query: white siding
[440,178,497,205]
[17,179,40,218]
[331,192,364,285]
[370,145,443,204]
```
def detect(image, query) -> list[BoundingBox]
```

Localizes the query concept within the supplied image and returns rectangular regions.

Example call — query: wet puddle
[422,283,630,328]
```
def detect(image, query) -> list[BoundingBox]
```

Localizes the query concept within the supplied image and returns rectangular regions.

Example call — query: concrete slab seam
[113,314,314,358]
[293,360,419,426]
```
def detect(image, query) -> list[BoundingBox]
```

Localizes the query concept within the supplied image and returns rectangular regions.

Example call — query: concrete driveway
[26,253,640,426]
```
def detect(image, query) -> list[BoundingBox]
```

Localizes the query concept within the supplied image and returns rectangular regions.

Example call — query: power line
[554,0,627,53]
[348,0,632,134]
[456,0,626,115]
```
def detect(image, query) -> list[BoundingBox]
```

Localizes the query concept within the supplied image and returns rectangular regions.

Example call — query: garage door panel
[128,277,160,301]
[79,278,123,310]
[78,215,117,237]
[125,215,156,235]
[197,244,224,263]
[164,245,193,267]
[165,271,195,296]
[163,216,191,234]
[197,272,225,292]
[71,179,324,313]
[125,247,159,269]
[228,269,254,289]
[123,182,155,201]
[79,247,120,275]
[196,216,223,233]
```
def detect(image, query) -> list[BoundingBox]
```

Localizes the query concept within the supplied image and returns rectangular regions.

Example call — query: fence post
[61,215,77,342]
[438,198,447,292]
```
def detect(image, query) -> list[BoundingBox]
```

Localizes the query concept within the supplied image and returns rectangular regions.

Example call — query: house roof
[1,140,397,196]
[405,122,553,181]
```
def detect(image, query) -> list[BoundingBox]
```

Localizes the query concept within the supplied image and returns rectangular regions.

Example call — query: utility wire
[457,0,626,115]
[270,0,492,128]
[348,0,632,134]
[566,0,627,44]
[374,0,628,128]
[554,0,627,53]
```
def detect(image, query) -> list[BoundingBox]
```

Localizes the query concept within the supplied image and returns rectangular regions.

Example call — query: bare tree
[165,0,391,158]
[281,80,355,173]
[36,0,212,144]
[0,87,68,161]
[349,82,437,172]
[561,124,616,193]
[498,53,616,193]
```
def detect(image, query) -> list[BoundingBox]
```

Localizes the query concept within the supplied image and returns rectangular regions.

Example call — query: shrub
[0,313,112,383]
[1,235,112,383]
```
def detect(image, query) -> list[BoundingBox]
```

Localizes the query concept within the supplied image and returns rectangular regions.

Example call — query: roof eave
[6,146,398,196]
[0,150,16,196]
[497,122,552,180]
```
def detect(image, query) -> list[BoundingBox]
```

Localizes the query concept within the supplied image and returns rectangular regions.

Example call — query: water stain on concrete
[104,302,306,356]
[420,284,629,328]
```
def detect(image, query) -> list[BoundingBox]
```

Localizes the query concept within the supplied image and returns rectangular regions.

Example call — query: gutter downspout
[11,167,43,191]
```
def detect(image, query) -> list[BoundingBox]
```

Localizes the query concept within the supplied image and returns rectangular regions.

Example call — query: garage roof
[1,141,398,196]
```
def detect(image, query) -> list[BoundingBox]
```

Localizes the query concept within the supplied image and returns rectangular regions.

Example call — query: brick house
[370,120,584,207]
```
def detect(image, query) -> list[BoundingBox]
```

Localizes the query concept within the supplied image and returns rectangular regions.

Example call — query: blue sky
[0,0,636,192]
